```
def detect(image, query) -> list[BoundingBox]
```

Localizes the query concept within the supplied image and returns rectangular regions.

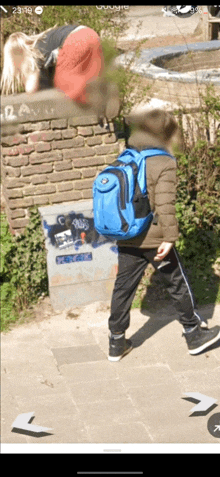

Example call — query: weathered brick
[54,161,72,171]
[17,144,35,155]
[24,184,56,196]
[2,156,8,166]
[50,191,82,203]
[82,189,93,199]
[104,133,117,144]
[7,156,29,167]
[6,189,23,199]
[23,186,36,196]
[10,209,26,219]
[68,116,97,127]
[18,121,50,132]
[35,142,51,153]
[31,174,48,185]
[27,132,42,143]
[8,197,33,209]
[29,151,62,164]
[2,146,19,156]
[72,156,105,168]
[105,154,119,164]
[2,134,27,146]
[29,131,62,142]
[44,130,62,141]
[10,217,29,229]
[33,196,49,206]
[95,144,119,155]
[47,170,81,182]
[86,136,102,146]
[5,166,21,177]
[78,126,93,136]
[93,123,114,135]
[81,168,97,178]
[52,137,84,149]
[74,179,94,190]
[57,182,74,192]
[35,184,56,195]
[1,125,18,137]
[62,129,77,139]
[51,119,67,129]
[21,164,53,176]
[4,177,31,189]
[63,147,95,160]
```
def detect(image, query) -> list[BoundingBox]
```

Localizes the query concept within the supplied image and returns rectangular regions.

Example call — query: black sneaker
[183,324,220,355]
[108,333,133,362]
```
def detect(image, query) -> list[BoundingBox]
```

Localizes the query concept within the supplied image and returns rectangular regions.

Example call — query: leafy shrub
[174,87,220,304]
[0,207,48,331]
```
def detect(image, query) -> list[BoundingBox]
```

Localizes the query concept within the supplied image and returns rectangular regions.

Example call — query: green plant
[174,86,220,304]
[0,207,48,331]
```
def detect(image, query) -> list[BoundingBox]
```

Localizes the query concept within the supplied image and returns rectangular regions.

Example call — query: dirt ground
[117,31,205,52]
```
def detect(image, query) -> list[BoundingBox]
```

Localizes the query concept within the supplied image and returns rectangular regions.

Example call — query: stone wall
[1,90,120,234]
[145,77,211,108]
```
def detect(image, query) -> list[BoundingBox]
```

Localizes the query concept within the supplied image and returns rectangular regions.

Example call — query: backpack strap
[118,147,174,163]
[139,148,174,160]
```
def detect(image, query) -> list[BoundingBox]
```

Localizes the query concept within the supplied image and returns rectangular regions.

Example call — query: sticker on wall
[54,229,74,249]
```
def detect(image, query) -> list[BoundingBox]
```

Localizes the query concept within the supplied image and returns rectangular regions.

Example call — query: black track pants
[108,246,202,333]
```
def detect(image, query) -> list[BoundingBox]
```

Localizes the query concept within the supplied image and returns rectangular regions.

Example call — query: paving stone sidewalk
[1,301,220,450]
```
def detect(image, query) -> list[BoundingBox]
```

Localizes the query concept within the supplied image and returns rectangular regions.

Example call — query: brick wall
[1,90,120,234]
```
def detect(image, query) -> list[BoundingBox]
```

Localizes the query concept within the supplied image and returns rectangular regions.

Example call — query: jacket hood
[128,130,172,153]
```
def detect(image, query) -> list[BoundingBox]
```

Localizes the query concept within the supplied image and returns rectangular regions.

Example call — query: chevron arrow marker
[12,412,53,434]
[184,392,217,415]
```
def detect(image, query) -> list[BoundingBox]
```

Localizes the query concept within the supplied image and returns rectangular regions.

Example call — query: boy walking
[108,109,220,361]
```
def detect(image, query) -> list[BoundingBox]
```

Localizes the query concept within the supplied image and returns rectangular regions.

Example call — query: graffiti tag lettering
[56,252,93,265]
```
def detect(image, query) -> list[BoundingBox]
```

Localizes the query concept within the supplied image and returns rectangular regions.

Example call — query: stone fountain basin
[116,40,220,85]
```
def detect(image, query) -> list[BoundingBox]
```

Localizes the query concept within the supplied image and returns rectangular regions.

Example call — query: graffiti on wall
[43,211,118,263]
[1,103,55,122]
[56,252,93,265]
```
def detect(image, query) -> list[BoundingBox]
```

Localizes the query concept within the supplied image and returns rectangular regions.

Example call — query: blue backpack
[93,147,173,241]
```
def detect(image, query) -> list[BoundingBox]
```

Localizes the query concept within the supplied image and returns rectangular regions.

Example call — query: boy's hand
[154,242,174,261]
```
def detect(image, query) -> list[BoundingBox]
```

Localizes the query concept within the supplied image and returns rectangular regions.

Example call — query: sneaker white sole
[108,345,133,362]
[189,330,220,355]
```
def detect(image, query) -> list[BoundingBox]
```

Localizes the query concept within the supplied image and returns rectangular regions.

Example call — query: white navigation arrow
[12,412,53,434]
[184,392,217,414]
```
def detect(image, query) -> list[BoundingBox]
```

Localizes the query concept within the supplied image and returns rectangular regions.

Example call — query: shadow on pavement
[129,265,219,353]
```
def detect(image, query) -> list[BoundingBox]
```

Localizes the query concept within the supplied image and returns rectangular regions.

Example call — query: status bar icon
[35,6,43,15]
[0,6,8,13]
